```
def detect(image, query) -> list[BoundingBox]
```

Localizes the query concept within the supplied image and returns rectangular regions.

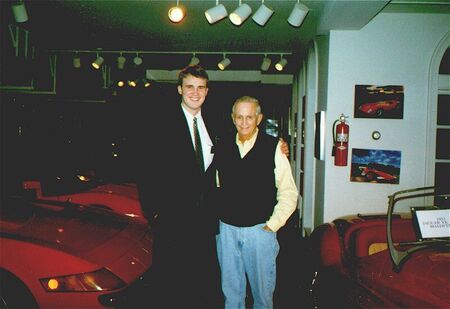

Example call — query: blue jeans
[216,221,279,309]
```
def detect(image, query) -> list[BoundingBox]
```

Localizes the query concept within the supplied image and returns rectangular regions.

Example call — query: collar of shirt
[235,128,260,158]
[181,104,214,169]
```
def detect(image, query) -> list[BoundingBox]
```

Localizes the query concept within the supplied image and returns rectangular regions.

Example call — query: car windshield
[1,196,130,253]
[0,196,35,225]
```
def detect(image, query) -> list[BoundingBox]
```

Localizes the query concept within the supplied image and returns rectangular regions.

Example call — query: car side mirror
[22,180,43,199]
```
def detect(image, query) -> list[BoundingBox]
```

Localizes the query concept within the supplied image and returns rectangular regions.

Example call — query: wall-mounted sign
[412,207,450,239]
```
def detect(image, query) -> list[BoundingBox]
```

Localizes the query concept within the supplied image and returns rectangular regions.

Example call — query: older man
[215,96,298,309]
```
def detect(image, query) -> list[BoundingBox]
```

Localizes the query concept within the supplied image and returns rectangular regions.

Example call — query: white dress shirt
[181,105,214,171]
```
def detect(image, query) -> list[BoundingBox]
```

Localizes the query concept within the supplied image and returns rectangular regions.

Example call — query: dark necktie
[193,116,204,172]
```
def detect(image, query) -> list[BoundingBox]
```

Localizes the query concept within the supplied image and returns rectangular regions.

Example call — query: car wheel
[0,269,38,309]
[375,109,383,117]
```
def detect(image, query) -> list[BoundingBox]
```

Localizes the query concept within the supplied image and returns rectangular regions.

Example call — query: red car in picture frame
[360,163,398,183]
[308,187,450,308]
[358,99,400,116]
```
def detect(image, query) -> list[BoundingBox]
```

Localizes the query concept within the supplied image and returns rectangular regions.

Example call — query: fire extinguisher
[332,114,349,166]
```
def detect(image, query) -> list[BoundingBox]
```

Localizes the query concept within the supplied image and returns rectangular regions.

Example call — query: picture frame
[314,111,325,160]
[354,85,404,119]
[350,148,401,184]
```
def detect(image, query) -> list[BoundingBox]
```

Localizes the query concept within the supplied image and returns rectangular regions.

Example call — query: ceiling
[1,0,449,73]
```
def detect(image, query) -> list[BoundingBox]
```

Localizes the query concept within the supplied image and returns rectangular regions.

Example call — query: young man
[137,65,222,308]
[215,96,298,309]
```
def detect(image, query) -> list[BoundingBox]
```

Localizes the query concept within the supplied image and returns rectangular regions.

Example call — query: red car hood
[357,249,449,308]
[1,198,152,282]
[23,180,146,222]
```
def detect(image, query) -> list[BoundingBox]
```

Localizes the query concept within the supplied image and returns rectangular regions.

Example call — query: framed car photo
[350,148,401,184]
[354,85,404,119]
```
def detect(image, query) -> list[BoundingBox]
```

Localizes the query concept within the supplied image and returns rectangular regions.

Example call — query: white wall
[302,44,318,231]
[319,13,450,223]
[313,36,329,228]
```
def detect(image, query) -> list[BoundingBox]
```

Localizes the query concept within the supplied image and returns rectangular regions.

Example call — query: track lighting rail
[49,50,293,56]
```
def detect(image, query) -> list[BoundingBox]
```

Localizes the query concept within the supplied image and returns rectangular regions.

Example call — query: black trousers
[149,232,223,308]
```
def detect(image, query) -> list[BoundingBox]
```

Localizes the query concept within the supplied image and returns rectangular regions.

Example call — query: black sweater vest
[216,132,277,227]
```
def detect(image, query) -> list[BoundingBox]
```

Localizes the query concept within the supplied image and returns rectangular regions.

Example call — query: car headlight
[40,268,126,292]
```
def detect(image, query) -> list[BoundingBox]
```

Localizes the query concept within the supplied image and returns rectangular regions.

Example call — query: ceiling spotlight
[117,53,126,69]
[168,0,185,23]
[252,2,273,26]
[218,54,231,70]
[73,53,81,69]
[260,55,271,71]
[229,1,252,26]
[275,56,288,71]
[11,1,28,23]
[142,78,151,88]
[133,53,143,66]
[288,1,309,27]
[92,54,104,70]
[117,80,125,87]
[205,1,228,24]
[128,80,137,87]
[189,53,200,66]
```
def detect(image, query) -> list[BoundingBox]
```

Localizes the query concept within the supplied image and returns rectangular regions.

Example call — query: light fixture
[73,53,81,69]
[142,78,151,88]
[115,71,126,87]
[218,54,231,70]
[117,53,126,69]
[11,1,28,23]
[287,1,309,27]
[275,55,287,71]
[128,79,137,87]
[168,0,185,23]
[260,55,271,71]
[189,53,200,66]
[92,53,104,69]
[133,53,143,66]
[205,1,228,24]
[252,1,273,26]
[229,0,252,26]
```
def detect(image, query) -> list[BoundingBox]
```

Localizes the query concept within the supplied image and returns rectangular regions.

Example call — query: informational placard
[413,208,450,239]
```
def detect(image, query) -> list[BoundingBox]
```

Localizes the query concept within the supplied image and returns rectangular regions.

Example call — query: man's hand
[263,225,273,232]
[279,138,290,157]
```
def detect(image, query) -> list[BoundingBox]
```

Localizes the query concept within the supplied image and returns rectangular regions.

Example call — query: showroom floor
[123,219,315,309]
[274,224,313,309]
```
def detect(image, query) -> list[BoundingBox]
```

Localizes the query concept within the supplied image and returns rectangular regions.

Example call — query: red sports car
[359,163,398,183]
[22,171,147,223]
[0,195,153,308]
[358,99,400,116]
[308,187,450,308]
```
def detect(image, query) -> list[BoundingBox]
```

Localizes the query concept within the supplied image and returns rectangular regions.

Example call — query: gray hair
[231,96,262,115]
